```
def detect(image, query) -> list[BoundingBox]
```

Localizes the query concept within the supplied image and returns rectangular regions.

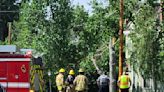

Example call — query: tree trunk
[91,56,102,74]
[109,37,116,92]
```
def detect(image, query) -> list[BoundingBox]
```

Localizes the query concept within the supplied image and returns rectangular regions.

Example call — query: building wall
[129,70,164,92]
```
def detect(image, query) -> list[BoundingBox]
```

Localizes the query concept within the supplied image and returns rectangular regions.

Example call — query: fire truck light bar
[0,45,16,52]
[0,58,31,61]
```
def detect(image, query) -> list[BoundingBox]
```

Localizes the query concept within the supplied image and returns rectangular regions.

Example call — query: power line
[0,10,77,13]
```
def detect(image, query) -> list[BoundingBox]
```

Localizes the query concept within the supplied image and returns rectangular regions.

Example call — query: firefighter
[97,72,110,92]
[56,68,66,92]
[73,68,88,92]
[117,70,131,92]
[65,69,75,92]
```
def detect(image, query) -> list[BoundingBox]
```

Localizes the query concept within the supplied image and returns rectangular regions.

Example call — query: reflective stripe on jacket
[119,75,129,89]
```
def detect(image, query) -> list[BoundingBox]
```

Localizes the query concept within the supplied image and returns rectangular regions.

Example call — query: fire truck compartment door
[0,62,7,80]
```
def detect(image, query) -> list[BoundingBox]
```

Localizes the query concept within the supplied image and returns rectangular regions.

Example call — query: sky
[71,0,108,13]
[71,0,92,12]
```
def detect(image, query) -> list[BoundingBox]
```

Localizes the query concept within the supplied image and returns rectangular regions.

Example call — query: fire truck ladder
[30,65,44,92]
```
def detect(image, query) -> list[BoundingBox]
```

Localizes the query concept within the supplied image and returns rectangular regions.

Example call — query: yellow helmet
[69,70,75,75]
[59,68,65,73]
[30,90,34,92]
[78,68,84,73]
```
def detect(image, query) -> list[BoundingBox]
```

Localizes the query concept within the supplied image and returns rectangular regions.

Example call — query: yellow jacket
[56,73,64,91]
[73,74,88,91]
[118,75,131,89]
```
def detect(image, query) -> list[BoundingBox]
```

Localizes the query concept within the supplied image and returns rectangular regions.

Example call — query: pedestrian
[0,84,3,92]
[97,72,110,92]
[65,69,75,92]
[117,70,131,92]
[73,68,88,92]
[56,68,66,92]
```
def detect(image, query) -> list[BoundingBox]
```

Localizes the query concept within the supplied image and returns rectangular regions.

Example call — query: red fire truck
[0,45,31,92]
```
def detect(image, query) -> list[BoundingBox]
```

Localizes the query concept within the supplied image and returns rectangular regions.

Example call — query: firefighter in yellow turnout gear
[117,70,131,92]
[73,69,88,92]
[65,69,75,92]
[56,68,65,92]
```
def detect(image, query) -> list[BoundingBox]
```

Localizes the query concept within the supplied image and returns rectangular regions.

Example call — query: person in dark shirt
[65,69,75,92]
[97,72,110,92]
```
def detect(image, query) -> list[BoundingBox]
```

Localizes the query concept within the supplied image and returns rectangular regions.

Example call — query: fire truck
[0,45,44,92]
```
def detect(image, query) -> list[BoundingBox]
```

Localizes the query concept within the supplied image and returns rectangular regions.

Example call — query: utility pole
[119,0,124,91]
[48,70,52,92]
[119,0,124,78]
[8,22,12,44]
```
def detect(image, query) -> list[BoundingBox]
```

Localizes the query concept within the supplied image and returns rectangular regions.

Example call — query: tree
[38,0,74,71]
[13,0,46,49]
[130,3,164,91]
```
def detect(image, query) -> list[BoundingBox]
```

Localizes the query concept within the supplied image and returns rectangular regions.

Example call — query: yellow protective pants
[57,86,65,92]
